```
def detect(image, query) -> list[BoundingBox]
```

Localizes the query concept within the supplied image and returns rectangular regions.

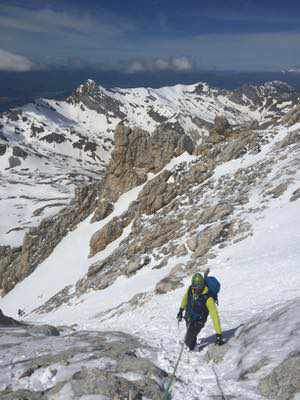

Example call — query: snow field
[0,117,299,398]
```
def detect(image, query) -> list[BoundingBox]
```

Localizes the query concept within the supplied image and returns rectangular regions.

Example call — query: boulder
[155,263,185,294]
[187,223,227,257]
[186,236,198,252]
[132,218,181,255]
[126,256,151,276]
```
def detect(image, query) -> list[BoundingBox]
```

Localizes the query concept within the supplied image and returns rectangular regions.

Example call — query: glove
[177,308,184,322]
[215,334,225,346]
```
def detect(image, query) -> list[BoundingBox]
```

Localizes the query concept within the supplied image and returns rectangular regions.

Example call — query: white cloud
[0,5,135,37]
[0,49,35,72]
[127,60,145,73]
[153,58,170,70]
[170,57,193,71]
[127,57,193,73]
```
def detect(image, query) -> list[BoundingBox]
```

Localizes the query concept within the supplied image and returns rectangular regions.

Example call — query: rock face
[137,170,177,215]
[187,223,228,257]
[0,246,22,296]
[0,80,299,400]
[89,216,125,257]
[205,299,300,400]
[34,108,300,314]
[155,264,185,294]
[259,352,300,400]
[91,199,114,223]
[213,114,231,135]
[88,122,193,257]
[103,122,194,202]
[0,183,100,295]
[0,323,168,399]
[282,104,300,126]
[126,255,151,276]
[2,79,300,299]
[68,79,126,120]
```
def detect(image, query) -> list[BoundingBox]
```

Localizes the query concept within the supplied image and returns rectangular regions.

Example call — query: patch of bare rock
[0,310,168,400]
[204,299,300,400]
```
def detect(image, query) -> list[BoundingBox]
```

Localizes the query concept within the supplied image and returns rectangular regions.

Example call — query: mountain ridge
[0,79,299,248]
[0,78,299,399]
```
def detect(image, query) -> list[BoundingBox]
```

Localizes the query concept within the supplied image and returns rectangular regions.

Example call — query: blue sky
[0,0,299,72]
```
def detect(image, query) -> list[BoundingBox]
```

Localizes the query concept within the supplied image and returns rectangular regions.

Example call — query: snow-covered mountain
[0,79,298,247]
[0,79,300,399]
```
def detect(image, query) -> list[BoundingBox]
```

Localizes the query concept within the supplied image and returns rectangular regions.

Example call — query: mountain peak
[77,79,97,95]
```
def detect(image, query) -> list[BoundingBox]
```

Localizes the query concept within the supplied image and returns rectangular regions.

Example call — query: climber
[18,308,25,318]
[177,272,224,350]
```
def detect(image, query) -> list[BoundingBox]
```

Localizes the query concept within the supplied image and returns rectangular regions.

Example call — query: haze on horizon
[0,0,299,75]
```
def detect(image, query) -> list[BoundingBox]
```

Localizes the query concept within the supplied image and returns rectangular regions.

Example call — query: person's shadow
[197,324,243,350]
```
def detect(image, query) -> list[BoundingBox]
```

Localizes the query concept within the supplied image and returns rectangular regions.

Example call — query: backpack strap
[187,286,211,321]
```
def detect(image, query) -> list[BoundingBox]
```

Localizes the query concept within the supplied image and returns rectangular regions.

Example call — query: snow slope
[1,118,299,398]
[0,79,298,246]
[1,80,300,398]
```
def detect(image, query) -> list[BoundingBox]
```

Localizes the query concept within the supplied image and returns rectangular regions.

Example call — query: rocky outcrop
[155,264,185,294]
[204,299,300,400]
[89,216,125,257]
[0,324,168,399]
[0,183,101,295]
[0,246,22,296]
[277,129,300,148]
[103,122,194,201]
[68,79,126,119]
[282,104,300,126]
[91,198,114,223]
[137,170,177,215]
[259,352,300,400]
[187,223,228,257]
[73,124,263,296]
[37,115,291,314]
[213,114,231,135]
[126,255,151,276]
[195,203,233,225]
[130,217,182,257]
[265,182,288,198]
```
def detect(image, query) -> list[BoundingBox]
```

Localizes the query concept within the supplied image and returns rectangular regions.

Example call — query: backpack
[204,276,221,304]
[186,287,210,322]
